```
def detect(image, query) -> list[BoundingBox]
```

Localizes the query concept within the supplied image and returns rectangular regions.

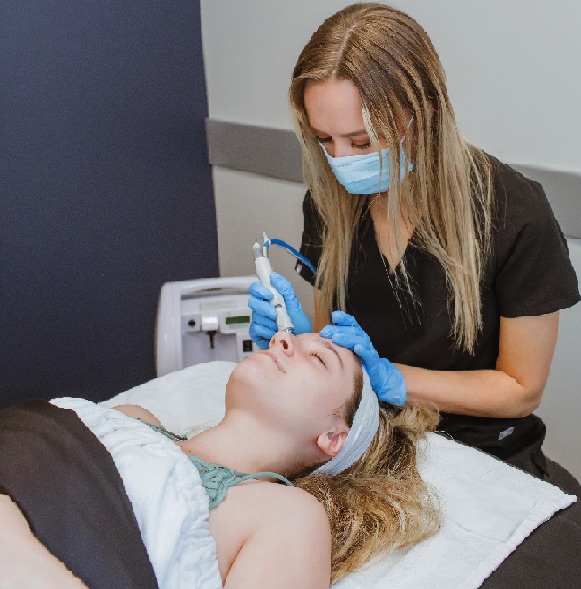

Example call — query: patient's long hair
[294,372,441,583]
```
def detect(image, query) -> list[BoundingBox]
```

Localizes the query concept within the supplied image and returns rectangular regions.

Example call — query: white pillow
[100,361,235,435]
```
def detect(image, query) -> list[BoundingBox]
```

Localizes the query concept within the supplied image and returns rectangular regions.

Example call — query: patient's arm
[223,488,332,589]
[113,404,162,426]
[0,495,89,589]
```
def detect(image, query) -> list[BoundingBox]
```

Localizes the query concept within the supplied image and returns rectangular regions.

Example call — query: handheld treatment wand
[253,232,294,333]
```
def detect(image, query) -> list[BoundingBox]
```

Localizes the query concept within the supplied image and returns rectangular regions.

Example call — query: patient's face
[227,332,360,436]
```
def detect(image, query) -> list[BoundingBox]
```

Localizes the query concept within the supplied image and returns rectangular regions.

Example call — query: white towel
[333,433,576,589]
[51,397,222,589]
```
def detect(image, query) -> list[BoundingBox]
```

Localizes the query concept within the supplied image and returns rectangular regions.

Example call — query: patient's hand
[113,404,163,426]
[0,495,89,589]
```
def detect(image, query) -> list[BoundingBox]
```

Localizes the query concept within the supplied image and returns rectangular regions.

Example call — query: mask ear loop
[400,117,415,175]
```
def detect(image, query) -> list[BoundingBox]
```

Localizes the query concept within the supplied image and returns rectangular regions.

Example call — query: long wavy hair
[289,3,494,352]
[295,372,441,583]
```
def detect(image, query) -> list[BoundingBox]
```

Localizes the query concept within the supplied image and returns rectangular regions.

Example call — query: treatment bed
[1,361,580,588]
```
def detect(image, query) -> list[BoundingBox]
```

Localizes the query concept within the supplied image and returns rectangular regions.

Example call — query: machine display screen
[225,315,251,325]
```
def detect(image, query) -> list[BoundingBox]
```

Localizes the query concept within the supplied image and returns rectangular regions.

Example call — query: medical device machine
[156,234,315,376]
[156,276,256,376]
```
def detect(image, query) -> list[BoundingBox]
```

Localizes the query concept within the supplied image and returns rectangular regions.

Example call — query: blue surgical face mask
[321,121,414,195]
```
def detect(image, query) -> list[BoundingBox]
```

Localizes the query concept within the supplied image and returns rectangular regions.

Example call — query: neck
[179,411,309,477]
[370,195,414,269]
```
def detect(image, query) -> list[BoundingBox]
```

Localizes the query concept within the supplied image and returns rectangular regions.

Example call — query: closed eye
[318,137,372,150]
[310,351,326,368]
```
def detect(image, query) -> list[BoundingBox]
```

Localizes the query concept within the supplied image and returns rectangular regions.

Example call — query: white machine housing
[156,276,257,376]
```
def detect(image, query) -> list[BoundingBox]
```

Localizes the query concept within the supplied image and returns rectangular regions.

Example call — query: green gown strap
[188,455,293,510]
[135,418,293,510]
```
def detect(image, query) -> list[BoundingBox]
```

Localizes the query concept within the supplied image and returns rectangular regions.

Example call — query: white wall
[200,1,581,478]
[201,0,581,170]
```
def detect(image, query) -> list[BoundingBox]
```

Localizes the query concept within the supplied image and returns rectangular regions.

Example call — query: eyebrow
[312,127,369,138]
[323,341,344,369]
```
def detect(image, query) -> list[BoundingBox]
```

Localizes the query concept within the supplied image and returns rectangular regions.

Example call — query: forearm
[113,404,162,425]
[0,495,88,589]
[398,314,559,418]
[397,364,542,418]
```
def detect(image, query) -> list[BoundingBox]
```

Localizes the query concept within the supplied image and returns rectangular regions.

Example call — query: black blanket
[0,399,159,589]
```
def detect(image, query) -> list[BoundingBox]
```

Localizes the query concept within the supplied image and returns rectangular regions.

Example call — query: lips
[261,351,285,373]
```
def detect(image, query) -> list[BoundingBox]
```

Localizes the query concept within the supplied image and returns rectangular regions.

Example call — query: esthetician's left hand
[320,311,406,406]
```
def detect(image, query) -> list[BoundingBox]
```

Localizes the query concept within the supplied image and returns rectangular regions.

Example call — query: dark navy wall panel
[0,1,218,407]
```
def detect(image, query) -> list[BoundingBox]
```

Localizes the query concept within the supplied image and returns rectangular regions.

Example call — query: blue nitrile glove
[248,272,312,349]
[320,310,406,406]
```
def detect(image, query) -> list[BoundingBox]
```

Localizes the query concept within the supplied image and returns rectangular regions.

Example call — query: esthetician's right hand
[248,272,312,349]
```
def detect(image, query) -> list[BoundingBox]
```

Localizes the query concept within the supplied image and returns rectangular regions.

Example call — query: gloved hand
[248,272,312,349]
[320,310,406,406]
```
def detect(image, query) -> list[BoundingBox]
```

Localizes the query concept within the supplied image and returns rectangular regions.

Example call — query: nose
[323,137,352,158]
[270,331,295,356]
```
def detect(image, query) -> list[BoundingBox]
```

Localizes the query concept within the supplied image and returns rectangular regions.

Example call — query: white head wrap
[312,368,379,476]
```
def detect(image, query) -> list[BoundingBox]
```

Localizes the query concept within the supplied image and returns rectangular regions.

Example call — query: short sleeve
[493,160,580,317]
[296,190,323,286]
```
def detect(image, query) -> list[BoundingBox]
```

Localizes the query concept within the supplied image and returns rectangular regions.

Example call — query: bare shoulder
[111,404,162,426]
[218,483,332,588]
[246,483,331,552]
[246,480,328,523]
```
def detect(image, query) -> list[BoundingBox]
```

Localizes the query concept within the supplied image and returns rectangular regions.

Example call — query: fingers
[248,281,273,301]
[331,310,362,328]
[249,307,277,346]
[249,284,277,348]
[331,332,369,351]
[320,327,369,353]
[319,324,369,343]
[270,273,301,309]
[353,342,379,366]
[269,272,293,294]
[248,295,278,321]
[252,336,270,350]
[248,323,274,350]
[320,324,347,338]
[321,330,378,373]
[252,311,277,331]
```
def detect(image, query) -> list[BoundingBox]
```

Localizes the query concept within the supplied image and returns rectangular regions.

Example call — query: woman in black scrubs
[248,3,580,485]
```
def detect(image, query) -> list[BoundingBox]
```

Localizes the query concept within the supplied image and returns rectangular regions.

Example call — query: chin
[228,355,265,388]
[225,357,273,413]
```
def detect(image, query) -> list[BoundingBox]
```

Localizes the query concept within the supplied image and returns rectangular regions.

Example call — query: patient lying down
[1,332,441,588]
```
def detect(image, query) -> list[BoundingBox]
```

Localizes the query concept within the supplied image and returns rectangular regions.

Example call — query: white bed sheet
[101,362,576,589]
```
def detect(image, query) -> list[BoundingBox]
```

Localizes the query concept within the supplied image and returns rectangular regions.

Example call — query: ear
[316,425,350,459]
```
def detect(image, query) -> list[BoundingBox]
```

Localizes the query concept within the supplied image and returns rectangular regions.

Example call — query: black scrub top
[297,155,580,465]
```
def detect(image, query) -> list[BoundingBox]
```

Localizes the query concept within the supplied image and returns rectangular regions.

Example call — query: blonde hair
[289,3,494,352]
[295,402,441,583]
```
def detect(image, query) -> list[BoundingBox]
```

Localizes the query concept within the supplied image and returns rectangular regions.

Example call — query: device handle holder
[155,275,256,377]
